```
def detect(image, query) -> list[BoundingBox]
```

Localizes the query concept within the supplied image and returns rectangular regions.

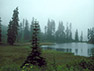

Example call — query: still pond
[41,43,94,57]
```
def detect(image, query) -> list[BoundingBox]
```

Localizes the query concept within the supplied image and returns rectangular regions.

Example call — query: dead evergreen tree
[21,20,46,68]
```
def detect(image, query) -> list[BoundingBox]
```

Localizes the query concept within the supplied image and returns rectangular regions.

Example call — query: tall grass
[0,45,93,71]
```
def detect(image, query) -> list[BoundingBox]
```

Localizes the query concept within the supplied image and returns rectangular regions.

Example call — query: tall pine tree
[69,23,72,42]
[17,22,23,42]
[21,20,46,68]
[80,31,83,42]
[65,23,70,42]
[7,7,19,45]
[75,29,79,42]
[30,17,34,40]
[7,20,13,44]
[56,21,65,43]
[46,19,55,42]
[24,19,30,41]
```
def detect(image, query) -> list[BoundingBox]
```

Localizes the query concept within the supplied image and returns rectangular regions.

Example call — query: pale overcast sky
[0,0,94,40]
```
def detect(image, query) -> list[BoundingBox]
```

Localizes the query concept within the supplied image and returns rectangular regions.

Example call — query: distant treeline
[18,18,83,43]
[41,19,83,43]
[0,7,94,44]
[0,17,83,43]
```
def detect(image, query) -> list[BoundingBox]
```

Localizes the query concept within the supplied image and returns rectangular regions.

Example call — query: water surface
[41,43,94,57]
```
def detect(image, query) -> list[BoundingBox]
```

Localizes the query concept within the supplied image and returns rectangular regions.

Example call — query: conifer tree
[56,21,65,43]
[88,27,94,44]
[75,29,79,42]
[0,17,2,43]
[21,20,46,68]
[80,31,83,42]
[65,23,70,42]
[46,19,55,42]
[7,21,13,44]
[69,23,72,42]
[30,17,34,40]
[7,7,19,45]
[24,19,30,41]
[17,22,23,42]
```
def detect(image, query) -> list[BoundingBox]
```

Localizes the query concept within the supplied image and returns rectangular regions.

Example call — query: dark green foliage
[1,25,7,43]
[43,20,73,43]
[65,58,94,71]
[21,20,46,68]
[7,7,19,45]
[24,19,30,41]
[55,22,73,43]
[65,23,70,42]
[65,23,73,42]
[0,17,2,43]
[17,22,23,42]
[88,27,94,44]
[79,59,94,70]
[56,21,65,43]
[75,29,79,42]
[7,21,14,45]
[5,16,84,43]
[69,23,72,42]
[80,31,83,42]
[46,19,55,42]
[6,17,82,43]
[30,17,34,40]
[17,18,34,42]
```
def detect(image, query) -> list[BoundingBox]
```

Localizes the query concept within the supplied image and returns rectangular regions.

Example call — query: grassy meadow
[0,44,94,71]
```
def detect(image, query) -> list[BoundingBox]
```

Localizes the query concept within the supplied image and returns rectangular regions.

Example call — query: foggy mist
[0,0,94,40]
